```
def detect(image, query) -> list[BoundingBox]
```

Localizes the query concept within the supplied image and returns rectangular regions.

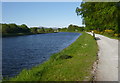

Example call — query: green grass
[6,32,98,81]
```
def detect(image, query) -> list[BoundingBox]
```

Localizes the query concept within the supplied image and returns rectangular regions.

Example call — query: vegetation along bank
[1,23,55,37]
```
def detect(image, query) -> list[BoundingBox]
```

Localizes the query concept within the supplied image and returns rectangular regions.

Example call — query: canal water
[2,32,81,78]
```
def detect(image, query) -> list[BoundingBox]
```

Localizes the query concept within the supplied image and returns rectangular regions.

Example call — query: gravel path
[87,32,118,81]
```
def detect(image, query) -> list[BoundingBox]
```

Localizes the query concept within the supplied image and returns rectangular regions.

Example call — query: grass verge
[101,34,120,40]
[6,32,98,81]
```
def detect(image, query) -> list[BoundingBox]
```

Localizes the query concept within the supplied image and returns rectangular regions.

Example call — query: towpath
[87,32,118,81]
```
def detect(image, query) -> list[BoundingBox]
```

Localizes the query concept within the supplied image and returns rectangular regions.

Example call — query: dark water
[2,32,81,78]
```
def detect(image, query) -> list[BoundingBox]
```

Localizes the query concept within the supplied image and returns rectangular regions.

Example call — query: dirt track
[88,32,118,81]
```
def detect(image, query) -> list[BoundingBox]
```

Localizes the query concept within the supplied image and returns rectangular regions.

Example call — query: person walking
[92,31,95,39]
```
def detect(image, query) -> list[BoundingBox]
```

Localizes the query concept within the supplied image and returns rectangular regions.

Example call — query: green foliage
[7,23,20,33]
[59,28,68,32]
[68,24,84,32]
[2,23,55,37]
[30,27,38,33]
[44,28,54,33]
[58,28,61,32]
[2,23,30,35]
[2,24,10,34]
[18,24,30,33]
[37,27,45,33]
[58,25,84,32]
[30,27,54,34]
[76,2,119,34]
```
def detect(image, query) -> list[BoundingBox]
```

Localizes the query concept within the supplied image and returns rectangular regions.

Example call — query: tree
[60,28,68,32]
[37,27,45,33]
[8,23,20,33]
[68,24,84,31]
[58,28,61,32]
[44,28,54,33]
[2,24,10,34]
[76,2,119,33]
[30,27,38,33]
[19,24,30,33]
[68,24,74,31]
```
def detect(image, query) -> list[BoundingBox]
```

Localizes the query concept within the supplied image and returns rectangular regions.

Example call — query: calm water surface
[2,32,81,78]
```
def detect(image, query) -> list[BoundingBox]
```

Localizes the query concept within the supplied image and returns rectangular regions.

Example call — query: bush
[114,34,119,37]
[93,30,100,34]
[104,30,114,33]
[104,29,114,36]
[100,32,104,34]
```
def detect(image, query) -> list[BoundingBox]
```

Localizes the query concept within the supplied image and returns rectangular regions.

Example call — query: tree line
[2,23,54,36]
[76,2,120,36]
[58,24,84,32]
[30,27,54,33]
[1,23,84,37]
[2,23,30,34]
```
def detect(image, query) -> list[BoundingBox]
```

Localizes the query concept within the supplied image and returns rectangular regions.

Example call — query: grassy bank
[102,34,120,40]
[7,32,98,81]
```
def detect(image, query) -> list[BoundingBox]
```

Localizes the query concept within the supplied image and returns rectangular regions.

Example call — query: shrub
[114,34,119,37]
[104,29,114,33]
[93,30,100,34]
[100,32,104,34]
[104,29,114,36]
